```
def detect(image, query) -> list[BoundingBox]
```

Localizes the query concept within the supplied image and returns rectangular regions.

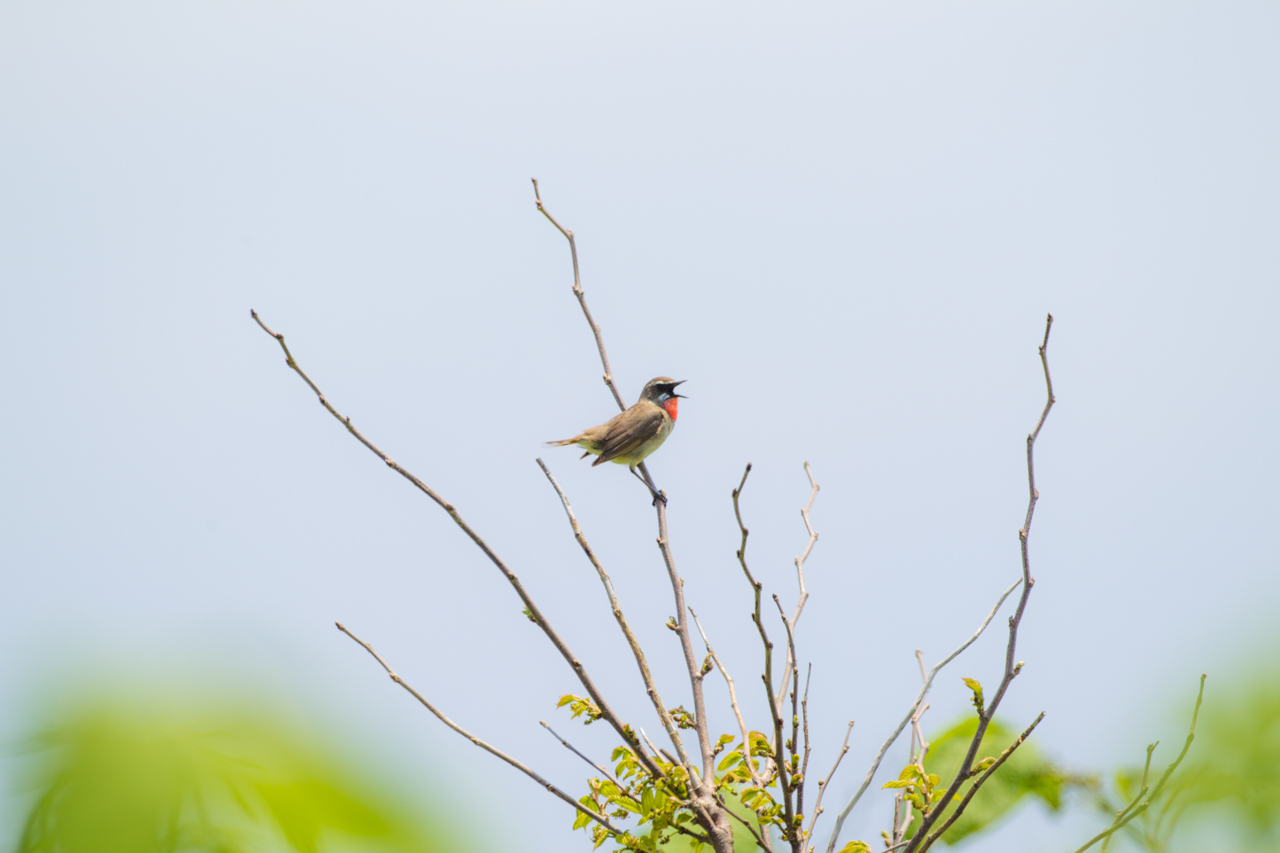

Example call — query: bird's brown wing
[593,404,666,466]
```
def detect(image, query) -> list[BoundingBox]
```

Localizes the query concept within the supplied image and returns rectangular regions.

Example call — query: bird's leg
[630,466,667,506]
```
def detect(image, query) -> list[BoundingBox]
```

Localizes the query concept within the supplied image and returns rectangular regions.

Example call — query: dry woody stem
[537,457,694,769]
[899,314,1056,853]
[334,622,626,836]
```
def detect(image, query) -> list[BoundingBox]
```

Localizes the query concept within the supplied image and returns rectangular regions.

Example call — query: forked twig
[732,463,787,790]
[776,462,820,712]
[1070,675,1207,853]
[913,713,1047,853]
[689,608,760,787]
[825,576,1022,852]
[900,315,1056,853]
[806,720,855,843]
[537,457,693,769]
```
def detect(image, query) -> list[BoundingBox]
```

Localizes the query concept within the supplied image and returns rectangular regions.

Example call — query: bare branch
[250,310,664,781]
[720,794,772,851]
[801,664,813,785]
[901,314,1056,853]
[531,178,626,412]
[770,595,800,843]
[732,464,784,787]
[892,697,931,848]
[777,463,820,711]
[335,622,628,838]
[539,721,717,848]
[806,720,854,845]
[913,712,1047,853]
[825,576,1022,853]
[655,498,717,781]
[538,458,694,769]
[690,608,760,787]
[541,721,626,789]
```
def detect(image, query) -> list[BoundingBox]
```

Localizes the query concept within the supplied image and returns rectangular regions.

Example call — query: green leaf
[836,842,872,853]
[962,677,985,712]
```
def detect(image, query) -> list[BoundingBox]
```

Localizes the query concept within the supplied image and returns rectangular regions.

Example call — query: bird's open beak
[672,379,687,398]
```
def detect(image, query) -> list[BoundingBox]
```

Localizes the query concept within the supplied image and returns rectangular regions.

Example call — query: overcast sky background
[2,2,1277,850]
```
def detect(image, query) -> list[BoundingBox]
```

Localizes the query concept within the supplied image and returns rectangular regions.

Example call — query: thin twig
[768,594,798,840]
[913,713,1046,853]
[733,464,783,787]
[825,576,1022,853]
[805,720,854,846]
[1070,674,1206,853]
[719,794,772,851]
[892,694,931,848]
[901,315,1056,853]
[776,463,820,712]
[335,622,628,837]
[540,721,714,847]
[690,608,760,787]
[767,595,798,843]
[541,721,625,789]
[538,457,693,769]
[802,664,813,786]
[250,310,665,783]
[1100,743,1157,853]
[531,178,626,412]
[656,497,717,781]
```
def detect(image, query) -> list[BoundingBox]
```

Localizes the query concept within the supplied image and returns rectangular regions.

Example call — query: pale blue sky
[2,3,1277,850]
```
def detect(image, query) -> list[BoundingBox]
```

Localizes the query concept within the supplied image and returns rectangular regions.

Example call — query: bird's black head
[641,377,687,402]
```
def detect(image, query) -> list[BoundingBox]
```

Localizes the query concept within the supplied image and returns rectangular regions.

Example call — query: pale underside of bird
[547,377,686,496]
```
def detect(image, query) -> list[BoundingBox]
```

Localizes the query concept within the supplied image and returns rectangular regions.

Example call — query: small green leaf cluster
[558,694,605,725]
[883,764,945,815]
[572,745,696,851]
[567,718,794,852]
[669,706,697,731]
[714,730,788,831]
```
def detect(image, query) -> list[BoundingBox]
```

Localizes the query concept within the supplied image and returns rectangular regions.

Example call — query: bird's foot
[651,489,668,507]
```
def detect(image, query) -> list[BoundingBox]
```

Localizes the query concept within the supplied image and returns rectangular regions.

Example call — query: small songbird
[547,377,687,499]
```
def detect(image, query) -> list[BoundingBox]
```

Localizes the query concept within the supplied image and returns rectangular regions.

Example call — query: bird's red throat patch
[663,397,679,421]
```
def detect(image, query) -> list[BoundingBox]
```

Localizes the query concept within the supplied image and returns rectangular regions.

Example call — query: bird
[547,377,687,501]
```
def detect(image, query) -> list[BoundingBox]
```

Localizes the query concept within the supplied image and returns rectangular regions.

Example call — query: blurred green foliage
[1085,670,1280,852]
[11,695,464,853]
[902,716,1087,846]
[1180,670,1280,841]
